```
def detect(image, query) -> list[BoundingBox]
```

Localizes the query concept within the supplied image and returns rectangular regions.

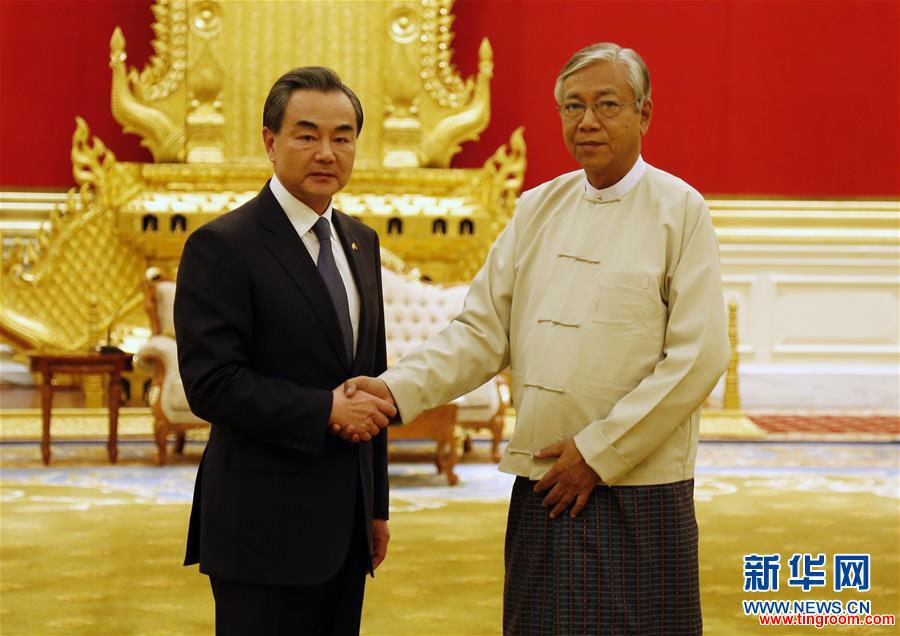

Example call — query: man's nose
[314,140,335,162]
[578,106,602,130]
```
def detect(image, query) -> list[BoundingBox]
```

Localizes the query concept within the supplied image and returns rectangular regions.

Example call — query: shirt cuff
[379,368,424,424]
[574,424,634,485]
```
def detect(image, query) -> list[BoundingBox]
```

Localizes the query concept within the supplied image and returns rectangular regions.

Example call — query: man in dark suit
[175,66,396,635]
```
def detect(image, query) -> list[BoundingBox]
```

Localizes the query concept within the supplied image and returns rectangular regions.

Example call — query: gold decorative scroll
[109,0,493,169]
[0,119,147,351]
[0,0,527,352]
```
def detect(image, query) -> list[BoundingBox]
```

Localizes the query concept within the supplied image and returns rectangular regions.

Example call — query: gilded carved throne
[0,0,526,461]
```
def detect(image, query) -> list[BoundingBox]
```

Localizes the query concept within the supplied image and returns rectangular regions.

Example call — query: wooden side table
[27,350,134,465]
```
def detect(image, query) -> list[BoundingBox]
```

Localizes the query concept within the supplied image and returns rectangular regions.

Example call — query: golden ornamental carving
[1,1,527,352]
[382,2,425,168]
[189,1,223,40]
[110,27,186,162]
[379,0,493,167]
[0,119,147,351]
[419,0,474,109]
[69,117,142,211]
[137,0,188,102]
[723,301,742,410]
[481,126,526,232]
[449,125,526,280]
[419,37,492,168]
[184,40,225,163]
[107,0,493,169]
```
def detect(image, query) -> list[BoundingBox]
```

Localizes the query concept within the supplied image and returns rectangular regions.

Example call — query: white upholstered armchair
[136,255,507,477]
[138,269,208,464]
[381,260,508,482]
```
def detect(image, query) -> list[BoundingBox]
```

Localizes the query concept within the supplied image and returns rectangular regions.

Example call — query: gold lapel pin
[351,242,359,251]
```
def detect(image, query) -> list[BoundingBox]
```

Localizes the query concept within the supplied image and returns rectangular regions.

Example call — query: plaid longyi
[503,477,701,636]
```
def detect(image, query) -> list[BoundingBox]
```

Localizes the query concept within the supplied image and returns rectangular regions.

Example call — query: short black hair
[262,66,364,134]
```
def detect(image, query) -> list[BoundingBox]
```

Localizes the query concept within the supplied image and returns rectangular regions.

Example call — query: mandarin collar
[583,155,647,202]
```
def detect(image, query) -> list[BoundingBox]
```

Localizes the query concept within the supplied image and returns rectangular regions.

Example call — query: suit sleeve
[174,224,332,456]
[371,233,389,520]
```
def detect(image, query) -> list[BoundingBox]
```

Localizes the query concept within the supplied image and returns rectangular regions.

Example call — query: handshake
[329,377,397,443]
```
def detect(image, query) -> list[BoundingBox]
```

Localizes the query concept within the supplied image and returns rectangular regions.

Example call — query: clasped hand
[329,377,397,443]
[329,381,396,443]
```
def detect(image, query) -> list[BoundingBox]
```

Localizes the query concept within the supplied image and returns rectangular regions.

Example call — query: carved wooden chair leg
[491,420,503,463]
[433,437,444,474]
[434,443,444,474]
[174,432,186,454]
[154,425,168,465]
[439,439,459,486]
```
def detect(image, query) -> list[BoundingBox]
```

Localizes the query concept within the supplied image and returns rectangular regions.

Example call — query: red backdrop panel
[0,0,154,188]
[1,0,897,196]
[450,0,900,196]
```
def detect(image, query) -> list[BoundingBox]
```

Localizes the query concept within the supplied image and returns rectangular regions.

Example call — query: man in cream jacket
[347,42,729,635]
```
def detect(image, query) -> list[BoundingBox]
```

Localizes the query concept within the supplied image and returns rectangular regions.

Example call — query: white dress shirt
[269,174,360,353]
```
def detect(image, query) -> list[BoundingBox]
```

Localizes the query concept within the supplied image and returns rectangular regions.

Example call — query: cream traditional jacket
[381,161,729,485]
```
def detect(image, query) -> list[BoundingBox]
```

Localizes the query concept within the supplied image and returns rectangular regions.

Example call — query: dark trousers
[210,517,369,636]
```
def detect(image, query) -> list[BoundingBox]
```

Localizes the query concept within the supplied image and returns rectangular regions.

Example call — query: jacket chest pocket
[592,273,662,333]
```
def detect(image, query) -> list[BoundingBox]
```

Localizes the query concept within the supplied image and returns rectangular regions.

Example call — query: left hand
[533,439,600,519]
[372,519,390,570]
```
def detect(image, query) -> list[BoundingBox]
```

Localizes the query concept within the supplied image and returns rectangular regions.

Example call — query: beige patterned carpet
[1,438,898,635]
[3,407,897,445]
[1,408,898,634]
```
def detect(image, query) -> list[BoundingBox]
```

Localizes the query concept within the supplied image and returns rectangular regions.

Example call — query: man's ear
[262,128,276,162]
[639,98,653,136]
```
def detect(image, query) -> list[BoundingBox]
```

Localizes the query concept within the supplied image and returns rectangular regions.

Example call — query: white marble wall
[712,239,899,411]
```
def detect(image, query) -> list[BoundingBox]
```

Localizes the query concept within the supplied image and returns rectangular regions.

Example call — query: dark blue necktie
[312,217,354,363]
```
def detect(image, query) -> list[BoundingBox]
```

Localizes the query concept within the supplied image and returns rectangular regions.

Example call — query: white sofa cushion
[381,267,500,415]
[154,281,177,337]
[138,333,205,425]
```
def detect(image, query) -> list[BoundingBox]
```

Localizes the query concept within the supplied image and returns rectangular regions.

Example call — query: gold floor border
[700,409,767,440]
[3,407,894,444]
[0,408,204,441]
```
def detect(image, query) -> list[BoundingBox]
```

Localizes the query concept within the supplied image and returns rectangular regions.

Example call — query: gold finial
[723,300,741,410]
[86,294,102,352]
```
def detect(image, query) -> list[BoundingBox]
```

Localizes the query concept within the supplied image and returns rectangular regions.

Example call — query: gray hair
[554,43,651,111]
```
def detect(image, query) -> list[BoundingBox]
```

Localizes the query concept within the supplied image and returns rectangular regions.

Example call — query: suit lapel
[256,185,351,372]
[332,210,373,373]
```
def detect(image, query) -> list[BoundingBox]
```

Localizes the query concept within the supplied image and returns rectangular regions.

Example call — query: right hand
[330,385,397,443]
[344,376,394,404]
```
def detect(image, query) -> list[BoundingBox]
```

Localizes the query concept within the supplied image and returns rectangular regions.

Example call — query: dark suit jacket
[175,182,388,586]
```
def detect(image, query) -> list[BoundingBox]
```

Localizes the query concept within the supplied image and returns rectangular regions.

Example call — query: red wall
[0,0,154,187]
[1,0,898,197]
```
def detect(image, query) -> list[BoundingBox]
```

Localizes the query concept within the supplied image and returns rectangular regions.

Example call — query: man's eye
[564,103,585,112]
[298,135,316,142]
[599,101,620,109]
